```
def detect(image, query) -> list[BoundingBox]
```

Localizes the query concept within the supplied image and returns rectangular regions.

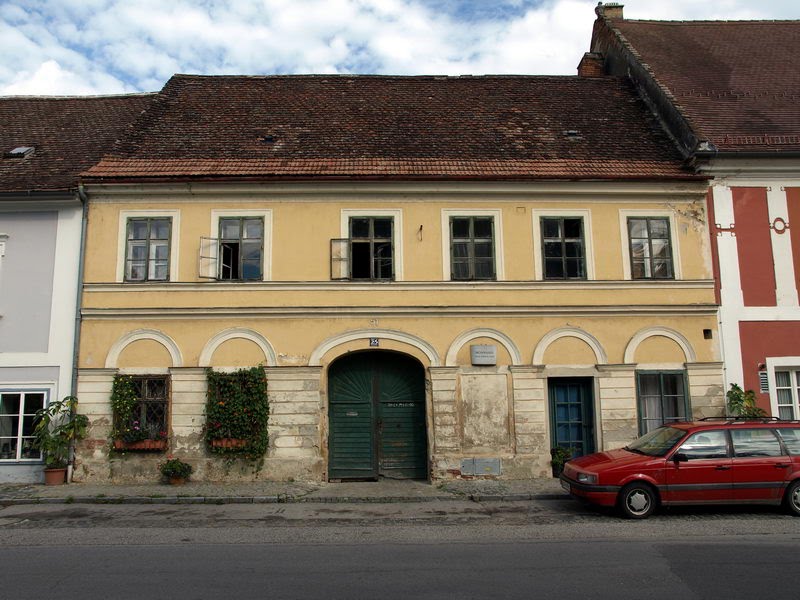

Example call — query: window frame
[116,375,171,442]
[348,216,395,281]
[766,357,800,419]
[0,388,50,462]
[337,209,403,281]
[449,215,496,281]
[532,209,594,280]
[636,370,690,436]
[217,216,265,281]
[540,216,587,280]
[619,210,681,281]
[204,209,272,282]
[117,210,180,283]
[441,209,504,281]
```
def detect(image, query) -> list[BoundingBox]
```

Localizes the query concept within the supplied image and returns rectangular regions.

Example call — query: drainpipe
[67,184,89,483]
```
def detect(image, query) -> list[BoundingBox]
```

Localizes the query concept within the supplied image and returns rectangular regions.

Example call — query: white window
[117,210,180,282]
[200,209,272,281]
[766,358,800,419]
[619,210,681,280]
[0,390,47,461]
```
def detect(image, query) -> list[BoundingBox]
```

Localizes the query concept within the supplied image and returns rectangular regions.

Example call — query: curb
[0,493,563,506]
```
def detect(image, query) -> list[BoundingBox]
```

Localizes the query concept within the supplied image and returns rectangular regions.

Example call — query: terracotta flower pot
[44,467,67,486]
[114,439,168,452]
[210,438,248,449]
[168,476,187,485]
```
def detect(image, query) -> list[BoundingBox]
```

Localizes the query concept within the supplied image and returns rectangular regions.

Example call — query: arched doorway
[328,351,428,480]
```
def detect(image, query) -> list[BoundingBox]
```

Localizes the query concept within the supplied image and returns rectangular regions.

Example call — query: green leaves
[726,383,767,418]
[110,375,140,441]
[205,367,269,460]
[32,395,89,469]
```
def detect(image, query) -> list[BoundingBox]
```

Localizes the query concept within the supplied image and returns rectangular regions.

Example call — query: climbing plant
[110,374,140,441]
[205,366,269,460]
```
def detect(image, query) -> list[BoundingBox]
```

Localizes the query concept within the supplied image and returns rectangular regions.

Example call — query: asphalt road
[2,498,799,599]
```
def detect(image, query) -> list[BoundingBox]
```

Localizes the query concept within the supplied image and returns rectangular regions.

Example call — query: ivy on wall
[205,366,269,459]
[110,374,140,442]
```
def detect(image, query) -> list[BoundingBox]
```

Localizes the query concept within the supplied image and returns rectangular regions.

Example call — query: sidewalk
[0,477,565,505]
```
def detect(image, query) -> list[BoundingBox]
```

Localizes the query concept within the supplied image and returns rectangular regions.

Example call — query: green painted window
[628,217,673,279]
[450,216,495,281]
[125,217,171,282]
[637,371,689,434]
[218,217,263,280]
[541,217,586,279]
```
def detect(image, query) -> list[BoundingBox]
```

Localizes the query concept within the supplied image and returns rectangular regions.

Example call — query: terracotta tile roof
[83,74,699,181]
[610,20,800,153]
[0,94,154,193]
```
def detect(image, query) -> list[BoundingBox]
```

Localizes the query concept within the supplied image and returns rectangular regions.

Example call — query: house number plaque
[369,338,380,347]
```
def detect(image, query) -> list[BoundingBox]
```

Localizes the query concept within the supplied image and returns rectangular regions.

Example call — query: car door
[730,428,790,502]
[664,429,733,503]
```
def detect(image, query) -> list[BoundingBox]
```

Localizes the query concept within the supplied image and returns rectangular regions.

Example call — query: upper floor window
[218,217,263,281]
[450,216,495,281]
[125,217,171,282]
[628,217,673,280]
[774,370,800,420]
[541,217,586,280]
[0,390,46,461]
[637,371,689,435]
[331,216,394,281]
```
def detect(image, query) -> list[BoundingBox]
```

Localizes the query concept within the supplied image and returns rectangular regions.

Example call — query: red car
[560,418,800,518]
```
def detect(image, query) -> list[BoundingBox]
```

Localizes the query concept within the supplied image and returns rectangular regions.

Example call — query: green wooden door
[329,352,427,480]
[549,378,595,457]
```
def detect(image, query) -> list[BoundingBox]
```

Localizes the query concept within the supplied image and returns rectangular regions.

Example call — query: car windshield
[625,426,686,457]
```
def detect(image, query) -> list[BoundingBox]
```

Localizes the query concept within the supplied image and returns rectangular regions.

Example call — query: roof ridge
[0,92,158,100]
[621,18,800,25]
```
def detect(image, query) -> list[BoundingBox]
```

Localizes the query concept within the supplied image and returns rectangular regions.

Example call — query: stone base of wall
[430,454,551,480]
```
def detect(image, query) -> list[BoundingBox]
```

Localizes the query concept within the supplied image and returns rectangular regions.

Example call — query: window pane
[565,258,584,278]
[220,219,241,240]
[150,219,170,240]
[564,241,583,258]
[777,429,800,455]
[0,394,21,415]
[243,219,263,239]
[128,220,148,240]
[776,371,791,387]
[542,218,560,239]
[651,239,670,259]
[650,219,669,238]
[630,240,649,259]
[372,218,392,239]
[242,241,262,261]
[545,259,564,279]
[473,218,493,239]
[127,240,146,261]
[451,261,470,280]
[776,388,792,406]
[544,242,562,258]
[350,218,370,238]
[127,263,146,281]
[563,218,582,239]
[150,241,169,260]
[25,393,44,414]
[779,406,796,420]
[0,416,19,436]
[473,241,493,258]
[628,219,647,238]
[452,242,469,259]
[652,260,672,278]
[662,374,683,396]
[451,218,470,238]
[0,438,17,459]
[150,262,168,281]
[474,259,494,279]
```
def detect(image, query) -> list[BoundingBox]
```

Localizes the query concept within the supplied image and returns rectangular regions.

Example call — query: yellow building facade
[74,179,724,482]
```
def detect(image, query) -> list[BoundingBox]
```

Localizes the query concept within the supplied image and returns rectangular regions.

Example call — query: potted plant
[32,396,89,485]
[159,457,193,485]
[550,446,574,478]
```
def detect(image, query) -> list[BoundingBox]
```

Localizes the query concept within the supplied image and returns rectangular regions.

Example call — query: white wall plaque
[470,344,497,365]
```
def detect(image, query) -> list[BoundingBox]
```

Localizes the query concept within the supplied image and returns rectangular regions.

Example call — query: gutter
[68,184,89,483]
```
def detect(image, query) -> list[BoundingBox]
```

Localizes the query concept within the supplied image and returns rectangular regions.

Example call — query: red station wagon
[560,418,800,518]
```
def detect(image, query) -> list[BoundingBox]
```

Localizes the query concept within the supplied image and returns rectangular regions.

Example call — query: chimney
[578,52,605,77]
[595,2,624,19]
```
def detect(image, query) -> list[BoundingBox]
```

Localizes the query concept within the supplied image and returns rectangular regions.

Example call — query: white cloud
[1,0,799,96]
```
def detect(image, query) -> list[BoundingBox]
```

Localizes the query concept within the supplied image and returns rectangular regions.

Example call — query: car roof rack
[699,416,794,423]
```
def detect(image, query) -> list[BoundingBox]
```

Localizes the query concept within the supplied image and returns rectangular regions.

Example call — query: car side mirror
[672,452,689,463]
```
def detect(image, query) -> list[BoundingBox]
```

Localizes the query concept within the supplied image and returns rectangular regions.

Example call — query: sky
[2,0,800,96]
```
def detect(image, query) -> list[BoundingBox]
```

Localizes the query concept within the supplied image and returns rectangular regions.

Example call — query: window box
[210,437,248,449]
[113,438,167,452]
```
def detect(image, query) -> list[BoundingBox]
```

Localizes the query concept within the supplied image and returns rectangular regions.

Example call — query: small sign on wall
[369,338,379,347]
[470,344,497,366]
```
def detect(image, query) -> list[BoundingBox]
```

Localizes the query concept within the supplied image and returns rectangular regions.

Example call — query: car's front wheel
[618,482,656,519]
[785,480,800,516]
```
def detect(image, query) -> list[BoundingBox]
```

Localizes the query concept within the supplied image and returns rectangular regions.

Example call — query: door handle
[775,463,790,469]
[715,465,731,471]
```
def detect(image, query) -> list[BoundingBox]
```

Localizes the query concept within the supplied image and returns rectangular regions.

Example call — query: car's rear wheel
[618,482,656,519]
[785,480,800,516]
